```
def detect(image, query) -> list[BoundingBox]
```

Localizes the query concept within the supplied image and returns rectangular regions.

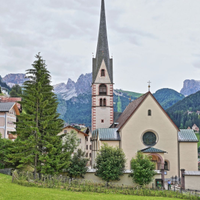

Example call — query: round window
[143,132,157,146]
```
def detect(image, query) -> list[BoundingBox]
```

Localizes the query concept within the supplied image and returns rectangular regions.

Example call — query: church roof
[113,92,149,130]
[113,112,122,123]
[178,129,198,142]
[140,147,167,153]
[93,0,113,83]
[113,92,179,131]
[92,128,120,141]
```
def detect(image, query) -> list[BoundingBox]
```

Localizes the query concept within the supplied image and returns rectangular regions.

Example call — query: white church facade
[91,0,199,179]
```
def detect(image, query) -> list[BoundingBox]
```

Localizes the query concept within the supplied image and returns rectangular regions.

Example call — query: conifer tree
[9,53,71,176]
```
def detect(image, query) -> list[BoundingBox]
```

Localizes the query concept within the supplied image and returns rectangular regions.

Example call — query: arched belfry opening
[99,84,107,95]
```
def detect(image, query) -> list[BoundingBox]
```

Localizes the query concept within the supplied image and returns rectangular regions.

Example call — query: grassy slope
[116,89,143,98]
[0,174,182,200]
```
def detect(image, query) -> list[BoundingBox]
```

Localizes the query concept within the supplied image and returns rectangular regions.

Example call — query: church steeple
[91,0,114,132]
[93,0,113,83]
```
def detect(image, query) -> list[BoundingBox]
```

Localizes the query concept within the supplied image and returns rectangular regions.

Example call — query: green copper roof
[178,129,199,142]
[92,128,120,141]
[140,147,167,153]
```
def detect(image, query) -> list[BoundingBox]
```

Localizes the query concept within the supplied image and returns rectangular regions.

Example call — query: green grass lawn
[0,173,184,200]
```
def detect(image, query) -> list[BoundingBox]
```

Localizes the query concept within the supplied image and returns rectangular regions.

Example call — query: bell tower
[92,0,114,131]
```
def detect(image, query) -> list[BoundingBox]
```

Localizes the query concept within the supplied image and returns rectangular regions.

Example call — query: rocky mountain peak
[180,79,200,96]
[2,73,27,88]
[75,73,92,96]
[66,78,75,90]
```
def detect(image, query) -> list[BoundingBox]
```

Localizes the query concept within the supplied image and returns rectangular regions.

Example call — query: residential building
[192,124,199,133]
[58,125,92,166]
[0,102,20,140]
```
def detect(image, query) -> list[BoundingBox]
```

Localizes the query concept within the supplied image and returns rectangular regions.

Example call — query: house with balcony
[0,102,20,140]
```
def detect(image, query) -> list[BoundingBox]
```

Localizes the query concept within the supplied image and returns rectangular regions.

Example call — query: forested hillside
[153,88,184,110]
[57,88,185,127]
[167,91,200,129]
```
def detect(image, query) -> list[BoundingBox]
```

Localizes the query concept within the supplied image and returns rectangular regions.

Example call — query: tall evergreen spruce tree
[9,53,70,176]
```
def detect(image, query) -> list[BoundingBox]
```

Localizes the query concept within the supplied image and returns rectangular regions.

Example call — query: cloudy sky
[0,0,200,93]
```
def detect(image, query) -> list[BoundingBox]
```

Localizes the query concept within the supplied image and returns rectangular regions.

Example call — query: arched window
[99,84,107,95]
[100,98,103,106]
[103,98,106,106]
[148,109,152,116]
[101,69,105,77]
[164,160,169,170]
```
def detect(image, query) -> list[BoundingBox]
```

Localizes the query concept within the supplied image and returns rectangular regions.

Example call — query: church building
[91,0,198,179]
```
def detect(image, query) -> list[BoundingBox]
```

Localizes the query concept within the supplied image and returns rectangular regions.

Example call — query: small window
[64,130,67,134]
[90,145,92,150]
[148,109,152,116]
[90,137,92,142]
[86,153,88,157]
[89,153,91,157]
[86,145,88,150]
[79,138,81,144]
[86,137,88,141]
[101,69,105,77]
[101,119,104,123]
[100,98,103,106]
[164,161,169,170]
[103,98,106,106]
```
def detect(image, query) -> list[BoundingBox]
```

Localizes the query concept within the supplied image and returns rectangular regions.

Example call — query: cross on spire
[148,81,151,92]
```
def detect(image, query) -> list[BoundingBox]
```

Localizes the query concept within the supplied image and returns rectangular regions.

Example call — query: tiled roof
[184,171,200,176]
[140,147,167,153]
[114,92,149,130]
[62,126,88,136]
[112,92,179,131]
[113,112,122,123]
[0,102,15,112]
[92,128,120,141]
[178,129,198,142]
[0,96,21,109]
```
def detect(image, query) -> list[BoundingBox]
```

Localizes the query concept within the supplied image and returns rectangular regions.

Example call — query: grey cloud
[193,61,200,69]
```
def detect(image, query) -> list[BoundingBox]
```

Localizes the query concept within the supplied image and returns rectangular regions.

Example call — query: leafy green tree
[0,134,13,169]
[9,84,22,97]
[8,53,71,176]
[66,149,89,179]
[95,143,126,185]
[0,86,2,94]
[130,152,156,186]
[62,130,79,153]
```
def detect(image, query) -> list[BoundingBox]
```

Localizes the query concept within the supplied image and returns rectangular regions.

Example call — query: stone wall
[83,170,161,187]
[0,168,12,176]
[185,175,200,190]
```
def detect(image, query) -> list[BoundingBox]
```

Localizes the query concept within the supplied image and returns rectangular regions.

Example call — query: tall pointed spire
[93,0,113,83]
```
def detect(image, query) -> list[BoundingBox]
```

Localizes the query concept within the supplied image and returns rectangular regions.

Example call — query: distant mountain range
[1,73,199,127]
[2,73,28,88]
[180,79,200,96]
